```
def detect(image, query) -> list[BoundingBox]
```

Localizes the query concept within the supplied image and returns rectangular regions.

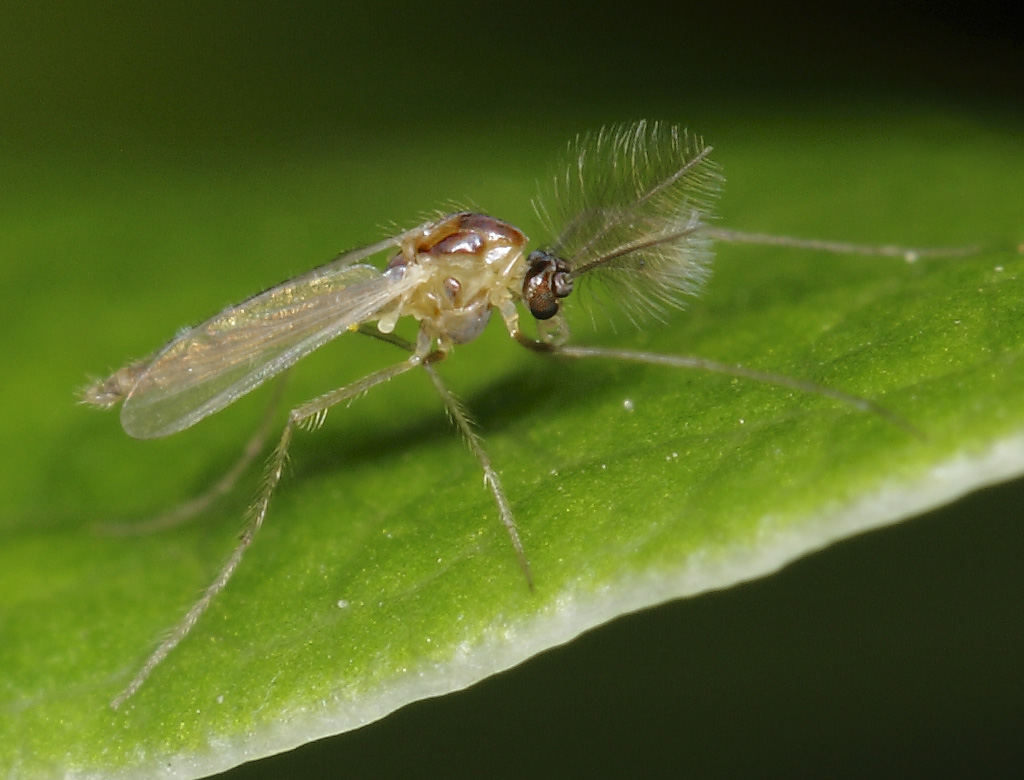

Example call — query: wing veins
[121,226,426,437]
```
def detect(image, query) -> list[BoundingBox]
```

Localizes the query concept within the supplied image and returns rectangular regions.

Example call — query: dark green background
[7,1,1024,155]
[5,2,1023,777]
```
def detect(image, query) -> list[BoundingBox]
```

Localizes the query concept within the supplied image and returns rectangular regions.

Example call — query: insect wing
[121,231,423,439]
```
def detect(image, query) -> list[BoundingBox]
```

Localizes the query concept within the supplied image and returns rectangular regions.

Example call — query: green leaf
[2,114,1022,779]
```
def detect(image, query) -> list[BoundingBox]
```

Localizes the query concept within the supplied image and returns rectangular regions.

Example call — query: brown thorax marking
[379,212,529,347]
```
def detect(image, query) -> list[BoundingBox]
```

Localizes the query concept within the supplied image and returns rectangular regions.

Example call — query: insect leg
[703,227,981,261]
[421,361,533,588]
[357,325,532,581]
[111,358,422,709]
[517,335,919,436]
[98,375,290,536]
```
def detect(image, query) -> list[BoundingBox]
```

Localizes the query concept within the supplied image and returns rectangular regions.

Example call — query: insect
[83,121,974,709]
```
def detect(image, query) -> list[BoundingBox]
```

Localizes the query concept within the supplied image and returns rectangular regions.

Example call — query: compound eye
[524,272,559,319]
[522,251,573,320]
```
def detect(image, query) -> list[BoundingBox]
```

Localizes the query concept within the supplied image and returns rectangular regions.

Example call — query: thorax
[376,212,528,347]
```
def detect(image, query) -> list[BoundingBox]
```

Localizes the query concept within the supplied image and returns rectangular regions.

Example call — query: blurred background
[4,1,1023,777]
[5,1,1023,163]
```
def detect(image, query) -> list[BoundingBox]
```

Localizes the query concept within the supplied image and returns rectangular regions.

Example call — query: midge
[83,121,971,709]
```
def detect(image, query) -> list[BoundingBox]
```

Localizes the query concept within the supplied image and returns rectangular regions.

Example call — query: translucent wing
[533,121,723,323]
[121,229,424,439]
